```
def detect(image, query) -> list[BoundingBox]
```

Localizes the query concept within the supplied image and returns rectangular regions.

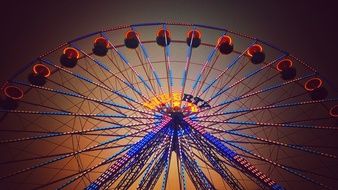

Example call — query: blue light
[272,184,285,190]
[86,183,98,190]
[192,74,202,89]
[203,133,237,158]
[126,132,155,157]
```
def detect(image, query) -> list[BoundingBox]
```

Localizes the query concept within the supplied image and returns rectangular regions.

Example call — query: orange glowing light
[125,30,138,39]
[143,92,198,112]
[187,102,198,112]
[329,105,338,117]
[276,59,293,72]
[63,47,80,59]
[157,29,170,37]
[304,78,323,91]
[187,30,201,39]
[247,44,263,57]
[217,35,232,45]
[94,37,109,48]
[33,64,51,77]
[172,100,181,108]
[4,86,24,100]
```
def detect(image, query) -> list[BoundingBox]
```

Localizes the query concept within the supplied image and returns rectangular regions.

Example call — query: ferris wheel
[0,22,337,190]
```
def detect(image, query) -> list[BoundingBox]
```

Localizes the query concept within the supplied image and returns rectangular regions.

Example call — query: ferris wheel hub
[169,111,185,123]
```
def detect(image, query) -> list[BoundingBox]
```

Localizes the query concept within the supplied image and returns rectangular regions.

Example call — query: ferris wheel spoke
[0,101,135,127]
[199,40,258,97]
[159,127,174,190]
[184,118,284,190]
[200,59,250,113]
[190,32,226,95]
[17,69,119,124]
[0,123,156,182]
[0,109,158,121]
[180,26,197,97]
[181,150,216,190]
[137,148,169,190]
[33,169,91,190]
[197,119,338,131]
[162,24,174,104]
[226,142,333,190]
[191,144,261,190]
[104,53,152,103]
[0,109,154,138]
[131,33,171,106]
[0,122,155,144]
[137,128,172,190]
[11,80,154,117]
[70,44,151,103]
[0,103,153,144]
[189,147,247,190]
[35,71,132,120]
[182,147,218,184]
[181,128,236,189]
[57,130,142,190]
[55,145,132,190]
[86,117,171,190]
[195,98,338,119]
[207,126,337,159]
[194,53,222,98]
[101,32,162,101]
[27,144,132,190]
[186,129,245,190]
[204,59,251,110]
[199,73,316,115]
[13,92,143,137]
[177,127,187,190]
[73,54,147,111]
[39,58,155,113]
[210,71,285,114]
[133,49,158,97]
[0,145,125,166]
[207,90,310,126]
[100,131,169,190]
[112,134,170,190]
[180,129,218,190]
[0,115,109,166]
[206,54,287,104]
[55,52,148,116]
[129,27,165,94]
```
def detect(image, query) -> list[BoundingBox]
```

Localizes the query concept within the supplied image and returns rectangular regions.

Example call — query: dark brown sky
[0,0,337,88]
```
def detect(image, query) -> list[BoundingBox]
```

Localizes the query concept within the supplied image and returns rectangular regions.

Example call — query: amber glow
[217,35,232,46]
[94,37,109,48]
[125,30,138,39]
[276,59,293,72]
[187,29,201,39]
[63,47,80,59]
[247,44,263,57]
[187,102,198,112]
[329,105,338,117]
[143,92,199,112]
[4,86,24,100]
[33,64,51,77]
[304,78,323,91]
[157,29,170,37]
